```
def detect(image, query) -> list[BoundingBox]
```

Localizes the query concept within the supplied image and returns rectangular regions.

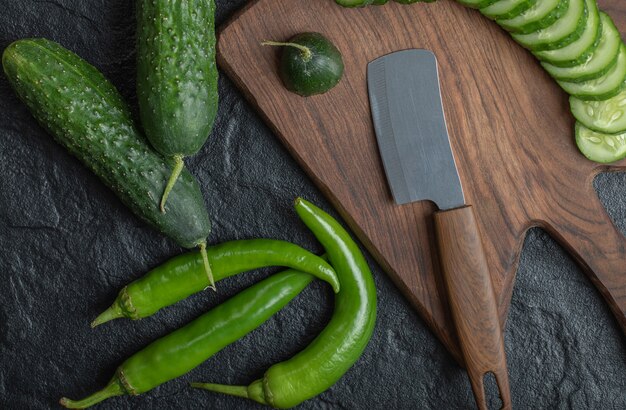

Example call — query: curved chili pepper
[59,268,315,409]
[192,198,377,408]
[92,239,339,327]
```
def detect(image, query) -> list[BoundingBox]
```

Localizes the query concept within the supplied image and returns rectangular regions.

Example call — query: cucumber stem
[59,378,124,408]
[199,241,216,291]
[90,302,123,328]
[262,40,312,62]
[160,154,185,213]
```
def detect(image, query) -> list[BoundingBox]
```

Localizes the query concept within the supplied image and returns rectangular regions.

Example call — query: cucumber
[137,0,218,211]
[557,44,626,101]
[456,0,500,10]
[393,0,436,3]
[511,0,586,52]
[571,84,626,133]
[575,122,626,163]
[533,0,600,67]
[481,0,537,21]
[2,39,211,250]
[497,0,569,34]
[263,33,344,97]
[541,13,621,82]
[336,0,375,6]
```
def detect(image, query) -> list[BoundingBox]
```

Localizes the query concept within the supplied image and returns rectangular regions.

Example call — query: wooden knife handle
[434,205,511,410]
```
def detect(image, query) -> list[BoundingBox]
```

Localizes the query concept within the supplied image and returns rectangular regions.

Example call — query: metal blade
[367,49,465,210]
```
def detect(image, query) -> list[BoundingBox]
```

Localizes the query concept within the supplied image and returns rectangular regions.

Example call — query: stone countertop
[0,1,624,409]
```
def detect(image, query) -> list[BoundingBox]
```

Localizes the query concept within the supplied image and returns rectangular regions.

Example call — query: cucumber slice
[557,44,626,101]
[575,122,626,163]
[512,0,586,52]
[456,0,499,9]
[497,0,569,34]
[542,13,621,82]
[571,86,626,134]
[481,0,536,21]
[534,0,600,67]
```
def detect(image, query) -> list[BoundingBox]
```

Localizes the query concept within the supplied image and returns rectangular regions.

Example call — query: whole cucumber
[136,0,218,211]
[2,39,211,251]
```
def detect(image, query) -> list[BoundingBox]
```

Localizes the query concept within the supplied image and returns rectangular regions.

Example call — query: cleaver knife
[368,49,511,410]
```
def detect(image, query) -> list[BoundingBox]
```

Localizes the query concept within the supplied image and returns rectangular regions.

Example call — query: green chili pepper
[192,198,377,408]
[59,268,315,409]
[92,239,339,327]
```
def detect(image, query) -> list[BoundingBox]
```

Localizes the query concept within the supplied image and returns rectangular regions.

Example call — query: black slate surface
[1,1,625,409]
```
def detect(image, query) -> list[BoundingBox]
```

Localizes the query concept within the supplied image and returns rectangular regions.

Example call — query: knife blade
[367,49,512,410]
[367,49,464,210]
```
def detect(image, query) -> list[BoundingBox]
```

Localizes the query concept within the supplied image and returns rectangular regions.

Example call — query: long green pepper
[193,198,377,408]
[59,268,315,408]
[92,239,340,326]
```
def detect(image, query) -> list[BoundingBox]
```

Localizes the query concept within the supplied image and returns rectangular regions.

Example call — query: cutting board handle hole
[480,371,505,410]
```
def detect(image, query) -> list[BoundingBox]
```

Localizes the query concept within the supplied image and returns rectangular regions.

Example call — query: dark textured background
[0,0,625,408]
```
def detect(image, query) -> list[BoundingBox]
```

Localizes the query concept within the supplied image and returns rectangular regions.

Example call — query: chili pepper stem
[160,154,185,213]
[191,379,269,405]
[261,40,312,62]
[190,382,248,398]
[59,378,124,409]
[91,302,123,328]
[199,241,216,291]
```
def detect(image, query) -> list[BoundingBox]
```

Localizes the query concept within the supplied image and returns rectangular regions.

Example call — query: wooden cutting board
[217,0,626,361]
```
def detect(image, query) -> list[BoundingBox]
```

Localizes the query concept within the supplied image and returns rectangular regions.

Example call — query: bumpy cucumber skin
[137,0,218,157]
[2,39,211,249]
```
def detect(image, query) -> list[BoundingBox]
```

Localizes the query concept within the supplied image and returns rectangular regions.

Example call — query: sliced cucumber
[542,13,621,82]
[575,122,626,163]
[512,0,586,52]
[456,0,499,9]
[534,0,600,67]
[571,85,626,134]
[497,0,569,34]
[557,44,626,100]
[481,0,536,20]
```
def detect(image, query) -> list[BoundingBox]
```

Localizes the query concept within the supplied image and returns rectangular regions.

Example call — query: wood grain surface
[435,206,510,409]
[217,0,626,362]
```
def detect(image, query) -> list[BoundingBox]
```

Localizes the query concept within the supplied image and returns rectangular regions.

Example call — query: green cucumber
[393,0,436,3]
[542,13,621,82]
[137,0,218,211]
[512,0,586,52]
[456,0,500,10]
[575,122,626,163]
[481,0,537,21]
[263,33,344,97]
[336,0,375,6]
[571,84,626,133]
[533,0,600,67]
[2,39,211,251]
[557,44,626,101]
[497,0,569,34]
